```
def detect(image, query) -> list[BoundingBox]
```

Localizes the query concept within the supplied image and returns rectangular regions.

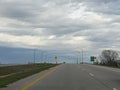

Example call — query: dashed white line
[113,88,117,90]
[89,73,94,77]
[81,69,86,71]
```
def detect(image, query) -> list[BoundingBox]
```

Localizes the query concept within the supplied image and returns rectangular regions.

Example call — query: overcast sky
[0,0,120,63]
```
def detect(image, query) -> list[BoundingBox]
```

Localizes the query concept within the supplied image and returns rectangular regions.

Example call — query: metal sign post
[54,56,58,64]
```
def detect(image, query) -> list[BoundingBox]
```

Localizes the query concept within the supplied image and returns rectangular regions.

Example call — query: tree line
[96,50,120,67]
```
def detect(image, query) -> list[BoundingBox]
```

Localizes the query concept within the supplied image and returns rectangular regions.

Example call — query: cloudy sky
[0,0,120,63]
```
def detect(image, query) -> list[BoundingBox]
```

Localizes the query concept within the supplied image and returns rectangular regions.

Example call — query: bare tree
[100,50,119,66]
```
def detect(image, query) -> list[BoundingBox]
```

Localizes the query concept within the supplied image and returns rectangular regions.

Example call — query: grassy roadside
[0,63,58,87]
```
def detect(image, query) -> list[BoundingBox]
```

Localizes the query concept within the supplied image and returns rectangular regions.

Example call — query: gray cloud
[82,0,120,15]
[0,0,120,63]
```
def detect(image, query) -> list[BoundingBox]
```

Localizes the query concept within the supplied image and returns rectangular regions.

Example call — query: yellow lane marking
[21,65,62,90]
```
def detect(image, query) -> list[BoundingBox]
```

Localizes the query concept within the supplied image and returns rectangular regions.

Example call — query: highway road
[0,64,120,90]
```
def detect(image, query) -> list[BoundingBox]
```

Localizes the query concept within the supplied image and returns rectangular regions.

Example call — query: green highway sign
[90,56,96,62]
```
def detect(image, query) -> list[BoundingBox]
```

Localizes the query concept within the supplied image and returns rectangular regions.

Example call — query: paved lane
[78,64,120,90]
[26,64,119,90]
[1,64,120,90]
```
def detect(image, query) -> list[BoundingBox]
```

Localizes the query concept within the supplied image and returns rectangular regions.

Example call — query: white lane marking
[113,88,117,90]
[81,69,86,71]
[89,73,94,77]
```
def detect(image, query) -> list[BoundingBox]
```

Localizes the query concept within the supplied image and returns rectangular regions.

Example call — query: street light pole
[77,56,78,64]
[77,51,81,64]
[82,49,84,64]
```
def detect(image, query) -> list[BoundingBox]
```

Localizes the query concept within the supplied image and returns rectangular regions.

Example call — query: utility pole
[79,52,81,64]
[33,49,36,64]
[41,52,43,63]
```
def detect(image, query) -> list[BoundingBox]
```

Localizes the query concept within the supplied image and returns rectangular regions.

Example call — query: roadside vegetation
[94,50,120,68]
[0,63,58,87]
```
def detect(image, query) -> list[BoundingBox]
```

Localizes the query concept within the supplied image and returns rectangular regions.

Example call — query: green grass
[0,63,58,87]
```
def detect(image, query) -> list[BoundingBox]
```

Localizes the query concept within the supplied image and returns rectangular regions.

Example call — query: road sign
[90,56,95,62]
[54,56,57,60]
[90,56,94,62]
[94,56,96,59]
[54,56,58,64]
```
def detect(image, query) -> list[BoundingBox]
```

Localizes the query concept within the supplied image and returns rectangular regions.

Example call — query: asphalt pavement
[0,64,120,90]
